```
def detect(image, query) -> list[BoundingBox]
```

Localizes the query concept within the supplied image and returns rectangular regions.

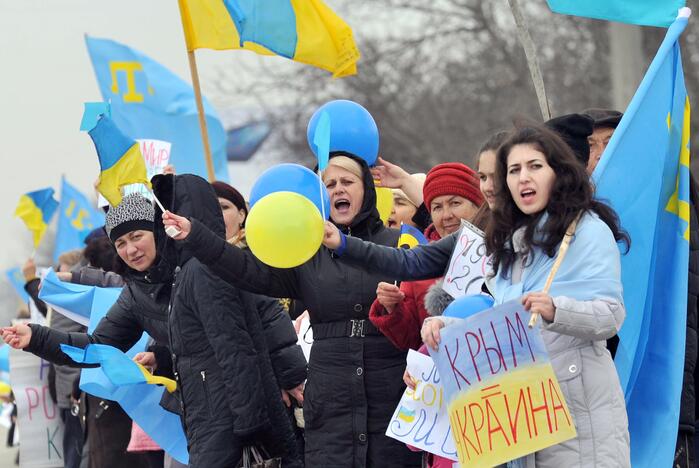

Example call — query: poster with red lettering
[10,349,64,467]
[428,300,576,467]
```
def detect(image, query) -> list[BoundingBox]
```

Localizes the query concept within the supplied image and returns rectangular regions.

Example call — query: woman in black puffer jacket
[152,174,304,468]
[3,185,306,468]
[164,153,424,468]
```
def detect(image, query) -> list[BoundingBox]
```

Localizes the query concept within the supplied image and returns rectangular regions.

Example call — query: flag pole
[185,51,217,182]
[506,0,551,121]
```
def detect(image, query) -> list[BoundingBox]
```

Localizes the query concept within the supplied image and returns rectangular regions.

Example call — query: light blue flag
[60,343,186,464]
[54,177,105,263]
[5,267,30,303]
[313,111,331,171]
[39,269,189,463]
[38,269,120,326]
[592,11,691,467]
[85,36,229,182]
[547,0,685,28]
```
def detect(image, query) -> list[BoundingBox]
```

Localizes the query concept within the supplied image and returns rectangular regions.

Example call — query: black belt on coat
[312,319,382,339]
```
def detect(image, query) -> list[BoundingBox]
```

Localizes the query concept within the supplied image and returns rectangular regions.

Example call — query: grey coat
[338,231,631,467]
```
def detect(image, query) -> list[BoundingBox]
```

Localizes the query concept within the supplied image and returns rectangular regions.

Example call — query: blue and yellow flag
[60,343,176,393]
[593,11,691,467]
[88,115,150,207]
[14,188,59,247]
[397,223,428,250]
[178,0,360,78]
[85,36,229,182]
[54,177,105,262]
[547,0,685,28]
[39,271,188,464]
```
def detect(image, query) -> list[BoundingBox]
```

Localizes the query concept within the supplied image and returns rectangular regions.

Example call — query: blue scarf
[491,212,623,305]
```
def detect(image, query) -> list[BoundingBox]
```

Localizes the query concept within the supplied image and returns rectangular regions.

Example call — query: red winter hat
[423,162,484,212]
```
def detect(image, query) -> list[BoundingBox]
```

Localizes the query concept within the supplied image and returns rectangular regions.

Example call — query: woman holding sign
[319,125,631,467]
[369,162,483,351]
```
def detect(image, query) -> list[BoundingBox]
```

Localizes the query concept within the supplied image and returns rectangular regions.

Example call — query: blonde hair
[324,156,363,181]
[58,250,83,269]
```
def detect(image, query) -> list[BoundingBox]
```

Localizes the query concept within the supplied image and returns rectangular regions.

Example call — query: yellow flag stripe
[136,362,177,393]
[14,195,48,247]
[98,143,151,206]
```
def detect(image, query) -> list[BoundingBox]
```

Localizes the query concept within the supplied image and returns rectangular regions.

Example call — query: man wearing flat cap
[583,108,623,174]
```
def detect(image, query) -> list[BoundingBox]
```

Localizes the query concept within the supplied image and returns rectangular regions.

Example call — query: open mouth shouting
[520,188,537,205]
[334,198,351,215]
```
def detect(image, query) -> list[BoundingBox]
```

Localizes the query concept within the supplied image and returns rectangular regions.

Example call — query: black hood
[151,173,225,270]
[327,152,384,239]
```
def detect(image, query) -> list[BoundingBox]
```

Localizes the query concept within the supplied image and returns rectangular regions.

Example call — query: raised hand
[375,282,405,313]
[371,157,410,189]
[322,221,342,250]
[162,211,191,240]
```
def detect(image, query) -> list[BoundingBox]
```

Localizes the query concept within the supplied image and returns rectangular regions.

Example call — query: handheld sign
[10,349,64,467]
[442,220,490,299]
[429,301,576,467]
[385,350,458,461]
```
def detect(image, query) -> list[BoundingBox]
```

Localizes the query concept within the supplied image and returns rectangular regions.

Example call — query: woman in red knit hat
[368,162,483,351]
[368,162,483,468]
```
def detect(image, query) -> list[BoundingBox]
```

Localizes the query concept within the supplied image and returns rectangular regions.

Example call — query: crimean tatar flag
[178,0,360,78]
[89,115,151,206]
[397,223,428,250]
[593,9,692,467]
[14,188,59,247]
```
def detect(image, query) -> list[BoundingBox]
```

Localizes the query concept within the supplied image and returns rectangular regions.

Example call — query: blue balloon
[249,164,330,218]
[443,294,495,320]
[307,100,379,166]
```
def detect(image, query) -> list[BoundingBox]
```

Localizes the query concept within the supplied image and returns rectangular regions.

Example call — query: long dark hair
[486,123,629,276]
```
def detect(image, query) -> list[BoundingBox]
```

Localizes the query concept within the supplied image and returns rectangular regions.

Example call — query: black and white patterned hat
[105,193,155,243]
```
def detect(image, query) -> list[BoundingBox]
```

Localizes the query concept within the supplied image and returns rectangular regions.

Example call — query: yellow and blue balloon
[247,164,330,268]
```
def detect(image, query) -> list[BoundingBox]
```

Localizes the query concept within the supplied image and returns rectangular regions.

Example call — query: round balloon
[443,294,495,320]
[246,191,325,268]
[249,163,330,218]
[307,100,379,166]
[374,185,394,225]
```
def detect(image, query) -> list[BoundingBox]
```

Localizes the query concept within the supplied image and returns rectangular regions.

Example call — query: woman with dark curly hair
[321,124,632,466]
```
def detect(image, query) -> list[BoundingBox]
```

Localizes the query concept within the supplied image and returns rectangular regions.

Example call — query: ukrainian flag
[593,10,691,467]
[398,223,428,250]
[89,115,151,206]
[14,188,59,247]
[178,0,360,78]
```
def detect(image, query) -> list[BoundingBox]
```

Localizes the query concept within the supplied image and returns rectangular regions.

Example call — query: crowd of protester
[2,107,698,468]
